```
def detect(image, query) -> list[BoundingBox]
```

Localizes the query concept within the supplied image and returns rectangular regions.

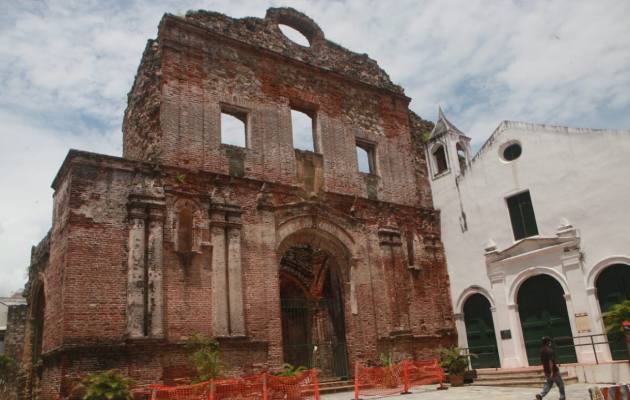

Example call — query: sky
[0,0,629,296]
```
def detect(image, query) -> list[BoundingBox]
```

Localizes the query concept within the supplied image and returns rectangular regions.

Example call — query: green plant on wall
[421,130,432,143]
[273,363,307,377]
[81,369,133,400]
[0,354,16,395]
[378,353,394,367]
[186,333,225,382]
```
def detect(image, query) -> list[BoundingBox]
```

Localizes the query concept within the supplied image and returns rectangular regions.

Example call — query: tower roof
[430,107,468,139]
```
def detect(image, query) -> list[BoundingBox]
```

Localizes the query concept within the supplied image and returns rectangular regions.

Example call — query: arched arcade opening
[277,229,350,379]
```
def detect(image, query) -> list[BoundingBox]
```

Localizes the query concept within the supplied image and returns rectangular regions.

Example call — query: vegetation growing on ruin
[187,333,225,382]
[81,369,133,400]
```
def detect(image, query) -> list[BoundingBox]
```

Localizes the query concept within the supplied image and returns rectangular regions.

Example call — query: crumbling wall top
[176,7,404,95]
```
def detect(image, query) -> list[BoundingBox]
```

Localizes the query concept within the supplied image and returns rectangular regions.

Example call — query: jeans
[539,373,565,400]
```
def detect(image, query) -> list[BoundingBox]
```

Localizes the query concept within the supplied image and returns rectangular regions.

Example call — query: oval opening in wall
[501,141,522,162]
[278,24,310,47]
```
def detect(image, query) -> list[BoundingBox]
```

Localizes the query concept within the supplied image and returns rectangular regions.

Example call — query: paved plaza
[322,383,595,400]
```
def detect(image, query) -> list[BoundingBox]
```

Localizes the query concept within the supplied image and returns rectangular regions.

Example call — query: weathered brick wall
[5,304,27,363]
[24,7,455,399]
[124,9,429,207]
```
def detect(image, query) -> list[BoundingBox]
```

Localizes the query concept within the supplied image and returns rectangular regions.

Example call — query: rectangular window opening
[290,107,316,152]
[506,191,539,240]
[221,106,248,148]
[356,139,376,174]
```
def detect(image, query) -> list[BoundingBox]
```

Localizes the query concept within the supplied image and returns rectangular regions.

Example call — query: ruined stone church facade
[20,8,455,399]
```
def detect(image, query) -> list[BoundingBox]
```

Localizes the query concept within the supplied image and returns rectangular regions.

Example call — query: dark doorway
[596,263,630,360]
[463,294,500,368]
[517,275,577,365]
[280,245,349,379]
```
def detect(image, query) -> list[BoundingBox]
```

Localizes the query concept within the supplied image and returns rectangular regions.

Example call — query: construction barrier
[354,359,445,400]
[134,369,320,400]
[589,384,630,400]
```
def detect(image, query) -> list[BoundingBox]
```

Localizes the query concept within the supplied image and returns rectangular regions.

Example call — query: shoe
[535,395,542,400]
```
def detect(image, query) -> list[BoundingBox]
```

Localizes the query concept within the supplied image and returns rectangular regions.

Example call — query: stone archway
[277,228,351,379]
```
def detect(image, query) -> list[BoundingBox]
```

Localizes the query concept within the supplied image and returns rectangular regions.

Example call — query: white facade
[428,111,630,368]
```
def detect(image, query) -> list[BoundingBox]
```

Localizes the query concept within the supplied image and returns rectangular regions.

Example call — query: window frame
[505,190,539,241]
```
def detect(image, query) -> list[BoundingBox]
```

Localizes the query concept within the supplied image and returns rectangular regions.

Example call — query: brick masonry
[19,8,456,399]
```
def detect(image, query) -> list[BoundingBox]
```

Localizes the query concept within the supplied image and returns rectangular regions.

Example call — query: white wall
[430,121,630,367]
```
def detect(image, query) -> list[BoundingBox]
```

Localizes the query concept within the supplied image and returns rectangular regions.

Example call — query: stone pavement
[321,383,594,400]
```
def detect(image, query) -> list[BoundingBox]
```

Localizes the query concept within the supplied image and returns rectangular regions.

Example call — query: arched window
[177,208,193,253]
[432,145,448,175]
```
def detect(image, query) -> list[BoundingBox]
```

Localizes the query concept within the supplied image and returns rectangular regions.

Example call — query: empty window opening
[356,140,376,174]
[291,108,315,152]
[221,110,247,148]
[506,191,539,241]
[457,143,467,171]
[432,145,448,175]
[279,24,310,47]
[177,208,194,253]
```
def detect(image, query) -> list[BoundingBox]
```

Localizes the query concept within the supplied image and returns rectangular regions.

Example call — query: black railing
[462,333,628,368]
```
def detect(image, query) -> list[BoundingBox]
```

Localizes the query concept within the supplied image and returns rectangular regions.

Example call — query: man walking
[536,336,566,400]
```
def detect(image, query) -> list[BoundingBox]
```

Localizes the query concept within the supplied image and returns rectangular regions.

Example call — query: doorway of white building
[596,263,630,361]
[517,274,577,365]
[463,294,500,368]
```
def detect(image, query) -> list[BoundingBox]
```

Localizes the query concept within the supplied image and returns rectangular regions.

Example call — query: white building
[427,109,630,369]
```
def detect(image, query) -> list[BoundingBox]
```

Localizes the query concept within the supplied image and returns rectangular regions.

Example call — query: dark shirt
[540,345,559,375]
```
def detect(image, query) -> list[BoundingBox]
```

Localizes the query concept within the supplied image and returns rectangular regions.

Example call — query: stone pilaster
[210,201,245,336]
[210,204,229,337]
[147,205,165,337]
[226,208,245,336]
[126,205,146,338]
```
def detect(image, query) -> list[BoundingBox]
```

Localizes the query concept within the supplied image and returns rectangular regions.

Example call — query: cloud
[1,0,629,295]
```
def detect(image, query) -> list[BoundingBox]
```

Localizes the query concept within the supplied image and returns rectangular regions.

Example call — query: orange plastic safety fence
[404,359,445,391]
[354,359,445,400]
[354,363,405,398]
[133,369,319,400]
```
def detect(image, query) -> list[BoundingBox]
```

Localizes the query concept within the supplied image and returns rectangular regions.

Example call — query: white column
[562,249,598,363]
[586,286,613,362]
[454,313,468,348]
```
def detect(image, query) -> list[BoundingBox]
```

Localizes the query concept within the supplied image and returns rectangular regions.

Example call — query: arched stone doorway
[517,274,576,365]
[463,294,499,368]
[596,263,630,360]
[278,229,350,379]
